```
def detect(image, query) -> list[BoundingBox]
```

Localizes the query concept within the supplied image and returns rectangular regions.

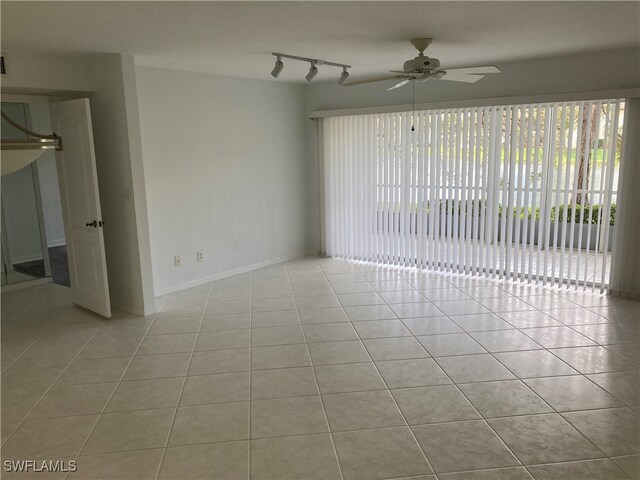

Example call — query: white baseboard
[608,289,640,300]
[111,300,148,317]
[2,277,52,292]
[154,252,310,297]
[11,254,44,264]
[47,239,66,248]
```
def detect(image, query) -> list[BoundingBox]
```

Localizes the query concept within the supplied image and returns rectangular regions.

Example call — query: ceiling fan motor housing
[403,55,441,73]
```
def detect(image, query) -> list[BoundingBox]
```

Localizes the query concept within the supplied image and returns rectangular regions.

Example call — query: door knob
[86,220,98,228]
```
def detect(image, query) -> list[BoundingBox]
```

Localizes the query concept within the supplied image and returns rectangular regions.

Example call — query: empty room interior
[1,1,640,479]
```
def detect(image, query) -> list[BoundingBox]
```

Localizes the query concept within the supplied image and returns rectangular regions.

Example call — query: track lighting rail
[271,52,351,69]
[270,52,351,84]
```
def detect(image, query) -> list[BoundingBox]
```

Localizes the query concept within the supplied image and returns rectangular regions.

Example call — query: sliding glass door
[322,99,624,292]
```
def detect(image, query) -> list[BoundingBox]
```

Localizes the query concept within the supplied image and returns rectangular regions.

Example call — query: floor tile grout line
[19,386,634,422]
[354,261,534,475]
[1,322,110,451]
[64,313,160,479]
[286,263,346,480]
[325,263,441,479]
[335,264,636,345]
[580,372,640,408]
[382,262,623,470]
[351,260,634,473]
[248,271,253,480]
[1,333,47,374]
[388,276,639,400]
[437,285,621,468]
[48,426,628,473]
[484,318,639,400]
[3,259,636,478]
[152,281,212,480]
[408,457,629,478]
[497,359,635,412]
[28,315,155,479]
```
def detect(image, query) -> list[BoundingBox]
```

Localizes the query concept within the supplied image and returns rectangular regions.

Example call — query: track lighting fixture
[271,55,284,78]
[270,52,350,84]
[305,61,318,82]
[338,66,349,85]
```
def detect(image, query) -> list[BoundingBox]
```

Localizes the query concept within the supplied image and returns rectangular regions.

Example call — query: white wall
[1,50,94,94]
[136,67,309,295]
[2,52,156,315]
[29,103,66,247]
[89,54,156,314]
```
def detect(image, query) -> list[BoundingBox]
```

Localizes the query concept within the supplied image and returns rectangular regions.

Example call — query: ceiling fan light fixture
[271,56,284,78]
[341,38,501,90]
[306,61,318,81]
[338,67,349,85]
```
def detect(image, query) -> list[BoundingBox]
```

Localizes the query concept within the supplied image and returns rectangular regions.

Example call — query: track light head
[271,56,284,78]
[338,67,349,85]
[306,61,318,82]
[270,53,350,82]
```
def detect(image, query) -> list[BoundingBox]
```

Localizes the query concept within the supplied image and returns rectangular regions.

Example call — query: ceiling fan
[342,38,501,90]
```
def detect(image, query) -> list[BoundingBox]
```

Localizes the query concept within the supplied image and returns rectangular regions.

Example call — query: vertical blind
[323,99,624,292]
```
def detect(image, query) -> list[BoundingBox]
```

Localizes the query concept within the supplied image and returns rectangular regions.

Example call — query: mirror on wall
[1,102,69,288]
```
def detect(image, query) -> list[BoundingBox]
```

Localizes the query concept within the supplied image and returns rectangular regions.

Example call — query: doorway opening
[1,101,70,288]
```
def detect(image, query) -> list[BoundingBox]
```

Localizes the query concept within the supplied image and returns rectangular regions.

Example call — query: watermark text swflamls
[3,460,77,473]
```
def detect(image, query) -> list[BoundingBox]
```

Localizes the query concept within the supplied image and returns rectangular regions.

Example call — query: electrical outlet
[174,255,181,267]
[196,251,204,262]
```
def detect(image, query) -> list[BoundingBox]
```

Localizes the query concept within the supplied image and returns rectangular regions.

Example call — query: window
[322,100,624,292]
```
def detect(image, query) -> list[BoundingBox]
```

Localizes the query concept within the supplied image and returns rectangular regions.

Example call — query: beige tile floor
[1,256,639,480]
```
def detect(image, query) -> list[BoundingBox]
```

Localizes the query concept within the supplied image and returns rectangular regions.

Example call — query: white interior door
[50,99,111,317]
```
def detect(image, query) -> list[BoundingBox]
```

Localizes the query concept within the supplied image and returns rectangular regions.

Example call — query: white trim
[0,93,58,104]
[47,239,66,248]
[1,276,52,292]
[309,88,640,119]
[608,289,640,301]
[111,300,149,317]
[28,157,53,278]
[11,254,44,264]
[154,252,312,297]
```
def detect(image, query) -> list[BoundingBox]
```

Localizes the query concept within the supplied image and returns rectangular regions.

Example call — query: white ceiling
[2,1,639,83]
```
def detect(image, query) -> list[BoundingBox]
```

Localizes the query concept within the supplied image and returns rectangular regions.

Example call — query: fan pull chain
[411,80,416,132]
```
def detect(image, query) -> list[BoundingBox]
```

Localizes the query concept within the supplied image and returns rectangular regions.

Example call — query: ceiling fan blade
[342,75,404,87]
[442,65,501,75]
[436,65,500,83]
[387,80,411,91]
[439,73,486,83]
